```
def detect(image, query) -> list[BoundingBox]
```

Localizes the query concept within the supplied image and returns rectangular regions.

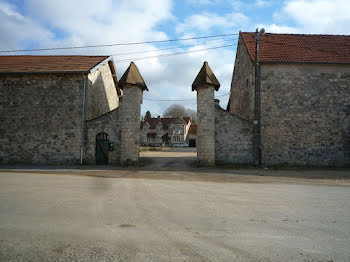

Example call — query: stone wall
[0,73,84,164]
[261,64,350,166]
[229,36,255,121]
[120,86,143,164]
[86,63,119,120]
[196,85,215,165]
[85,108,121,164]
[215,106,254,164]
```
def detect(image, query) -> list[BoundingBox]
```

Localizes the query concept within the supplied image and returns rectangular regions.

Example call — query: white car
[173,143,188,147]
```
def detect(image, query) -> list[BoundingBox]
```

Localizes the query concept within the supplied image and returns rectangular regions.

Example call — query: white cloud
[257,23,300,33]
[176,12,249,34]
[0,1,53,50]
[279,0,350,34]
[22,0,172,49]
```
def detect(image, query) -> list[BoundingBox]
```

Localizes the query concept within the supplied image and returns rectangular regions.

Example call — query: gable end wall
[86,63,119,120]
[229,35,255,121]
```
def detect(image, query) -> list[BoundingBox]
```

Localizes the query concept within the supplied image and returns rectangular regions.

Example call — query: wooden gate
[95,133,109,165]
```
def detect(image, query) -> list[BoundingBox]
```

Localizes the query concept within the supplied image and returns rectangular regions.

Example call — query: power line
[115,44,237,63]
[0,33,239,53]
[143,92,231,101]
[111,38,237,56]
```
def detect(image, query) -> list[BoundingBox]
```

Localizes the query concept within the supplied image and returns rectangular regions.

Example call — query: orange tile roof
[241,32,350,64]
[0,55,110,73]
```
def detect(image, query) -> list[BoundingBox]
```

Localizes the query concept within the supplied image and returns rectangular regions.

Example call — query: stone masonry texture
[196,85,215,165]
[120,85,143,165]
[0,62,121,165]
[229,35,350,167]
[215,106,254,164]
[260,64,350,167]
[85,108,121,165]
[0,73,84,164]
[86,63,119,120]
[229,36,255,121]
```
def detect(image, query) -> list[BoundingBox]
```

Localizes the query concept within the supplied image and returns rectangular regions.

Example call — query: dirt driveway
[140,147,197,170]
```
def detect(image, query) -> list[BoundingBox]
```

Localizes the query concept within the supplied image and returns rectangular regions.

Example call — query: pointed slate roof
[118,62,148,90]
[192,61,220,91]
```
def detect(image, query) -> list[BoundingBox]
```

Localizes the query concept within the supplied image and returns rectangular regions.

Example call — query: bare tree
[186,108,197,124]
[163,104,187,118]
[163,104,197,124]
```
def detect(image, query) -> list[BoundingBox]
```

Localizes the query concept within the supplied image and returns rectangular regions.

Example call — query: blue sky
[1,0,349,117]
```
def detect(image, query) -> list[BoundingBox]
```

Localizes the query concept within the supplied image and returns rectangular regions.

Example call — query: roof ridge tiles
[240,32,350,37]
[240,32,350,64]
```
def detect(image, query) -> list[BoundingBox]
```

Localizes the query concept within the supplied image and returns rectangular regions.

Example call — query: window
[174,127,181,134]
[173,136,181,142]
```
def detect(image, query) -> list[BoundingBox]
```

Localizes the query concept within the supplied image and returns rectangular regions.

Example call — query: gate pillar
[192,61,220,166]
[119,62,148,166]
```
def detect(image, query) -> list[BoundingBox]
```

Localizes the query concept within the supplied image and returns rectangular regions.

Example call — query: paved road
[0,168,350,261]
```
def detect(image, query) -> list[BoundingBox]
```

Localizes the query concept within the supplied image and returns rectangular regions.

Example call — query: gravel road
[1,167,350,261]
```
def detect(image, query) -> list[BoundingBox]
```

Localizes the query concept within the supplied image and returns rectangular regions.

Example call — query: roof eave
[0,71,89,74]
[260,61,350,65]
[89,56,113,74]
[107,59,122,97]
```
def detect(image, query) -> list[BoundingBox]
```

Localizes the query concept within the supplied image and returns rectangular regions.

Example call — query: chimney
[214,99,220,108]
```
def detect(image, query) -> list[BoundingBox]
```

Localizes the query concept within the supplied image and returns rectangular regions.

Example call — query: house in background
[0,55,123,165]
[140,116,196,146]
[187,124,197,147]
[228,32,350,166]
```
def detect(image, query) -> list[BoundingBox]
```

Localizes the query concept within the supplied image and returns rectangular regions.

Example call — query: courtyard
[0,152,349,262]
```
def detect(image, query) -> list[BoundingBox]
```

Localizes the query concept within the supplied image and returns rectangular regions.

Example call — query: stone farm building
[227,32,350,166]
[0,32,349,167]
[140,116,197,146]
[0,56,146,165]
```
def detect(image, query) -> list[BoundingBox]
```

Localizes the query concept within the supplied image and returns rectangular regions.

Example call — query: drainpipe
[254,28,264,166]
[258,64,262,166]
[80,74,87,165]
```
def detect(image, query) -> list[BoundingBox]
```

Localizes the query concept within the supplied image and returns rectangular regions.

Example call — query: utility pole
[254,28,264,166]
